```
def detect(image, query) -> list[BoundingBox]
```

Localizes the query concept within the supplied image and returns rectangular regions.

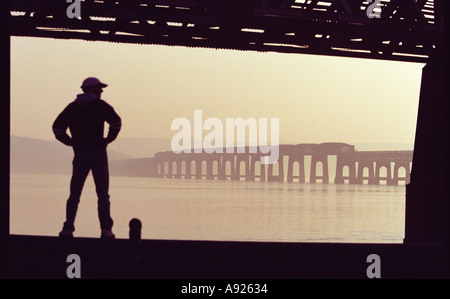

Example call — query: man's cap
[81,77,108,88]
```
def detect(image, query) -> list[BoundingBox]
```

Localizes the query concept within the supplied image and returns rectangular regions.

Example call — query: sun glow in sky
[11,36,424,146]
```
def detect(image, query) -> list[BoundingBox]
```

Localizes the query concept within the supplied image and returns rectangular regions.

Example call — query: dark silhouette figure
[53,77,121,239]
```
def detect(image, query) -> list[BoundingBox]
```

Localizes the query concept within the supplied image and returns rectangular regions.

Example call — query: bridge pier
[194,159,202,179]
[218,158,227,180]
[247,155,256,181]
[206,159,213,180]
[260,163,266,182]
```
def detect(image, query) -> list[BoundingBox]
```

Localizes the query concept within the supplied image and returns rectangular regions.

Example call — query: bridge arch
[287,154,305,183]
[335,154,357,184]
[180,160,187,177]
[375,162,392,185]
[222,157,235,180]
[239,160,247,180]
[172,161,178,178]
[343,165,350,177]
[163,161,170,178]
[310,154,329,183]
[393,162,411,185]
[190,160,196,177]
[357,161,376,184]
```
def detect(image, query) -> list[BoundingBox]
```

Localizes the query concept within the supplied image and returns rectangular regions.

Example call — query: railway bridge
[149,143,413,185]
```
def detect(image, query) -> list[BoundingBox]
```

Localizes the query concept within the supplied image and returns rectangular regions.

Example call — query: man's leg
[91,149,114,231]
[63,153,90,232]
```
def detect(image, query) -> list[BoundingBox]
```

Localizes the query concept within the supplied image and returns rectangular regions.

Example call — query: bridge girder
[10,0,444,63]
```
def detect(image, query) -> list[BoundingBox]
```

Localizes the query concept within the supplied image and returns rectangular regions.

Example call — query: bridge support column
[287,155,294,183]
[247,156,257,181]
[185,159,192,179]
[206,159,214,180]
[174,160,181,179]
[195,159,202,179]
[404,50,446,247]
[368,166,379,185]
[213,158,221,180]
[218,158,227,180]
[259,162,266,182]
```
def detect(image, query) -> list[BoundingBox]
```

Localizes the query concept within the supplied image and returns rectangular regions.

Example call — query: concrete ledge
[5,235,447,279]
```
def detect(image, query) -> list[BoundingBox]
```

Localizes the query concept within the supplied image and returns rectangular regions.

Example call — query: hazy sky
[11,36,425,146]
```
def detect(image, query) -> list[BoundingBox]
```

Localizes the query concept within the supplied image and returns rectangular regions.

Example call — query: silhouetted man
[53,77,121,239]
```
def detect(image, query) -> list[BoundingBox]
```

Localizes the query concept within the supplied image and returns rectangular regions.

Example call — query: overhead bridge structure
[10,0,443,62]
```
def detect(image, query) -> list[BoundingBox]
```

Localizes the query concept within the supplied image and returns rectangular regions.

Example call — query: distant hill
[10,135,174,177]
[10,135,133,175]
[107,137,172,159]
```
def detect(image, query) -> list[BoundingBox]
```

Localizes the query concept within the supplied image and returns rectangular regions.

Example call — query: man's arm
[104,104,122,144]
[52,108,73,146]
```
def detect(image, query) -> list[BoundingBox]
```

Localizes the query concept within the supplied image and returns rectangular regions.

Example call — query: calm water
[10,173,406,243]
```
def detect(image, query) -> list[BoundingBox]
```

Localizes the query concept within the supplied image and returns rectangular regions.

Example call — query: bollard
[129,218,142,242]
[128,218,142,266]
[127,218,143,277]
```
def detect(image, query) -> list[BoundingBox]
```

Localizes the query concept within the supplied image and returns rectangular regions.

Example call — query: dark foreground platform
[5,234,448,279]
